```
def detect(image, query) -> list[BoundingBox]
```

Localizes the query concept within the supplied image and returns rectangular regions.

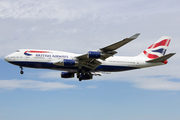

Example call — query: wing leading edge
[100,33,140,52]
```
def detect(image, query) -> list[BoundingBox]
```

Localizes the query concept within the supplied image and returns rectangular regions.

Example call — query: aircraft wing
[100,33,140,52]
[76,33,140,70]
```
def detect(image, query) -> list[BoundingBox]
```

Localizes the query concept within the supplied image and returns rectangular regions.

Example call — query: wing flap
[80,59,102,70]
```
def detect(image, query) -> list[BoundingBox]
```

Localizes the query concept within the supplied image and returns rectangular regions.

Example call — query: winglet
[129,33,141,40]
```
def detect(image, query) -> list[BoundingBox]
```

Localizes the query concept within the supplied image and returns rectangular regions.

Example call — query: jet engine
[56,59,78,66]
[61,72,74,78]
[87,51,101,58]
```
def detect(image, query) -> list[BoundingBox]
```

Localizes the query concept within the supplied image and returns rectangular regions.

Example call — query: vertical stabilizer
[138,36,171,60]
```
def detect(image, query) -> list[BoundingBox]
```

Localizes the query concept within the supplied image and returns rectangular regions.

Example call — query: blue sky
[0,0,180,120]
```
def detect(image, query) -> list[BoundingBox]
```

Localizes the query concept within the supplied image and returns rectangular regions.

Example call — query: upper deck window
[16,50,20,52]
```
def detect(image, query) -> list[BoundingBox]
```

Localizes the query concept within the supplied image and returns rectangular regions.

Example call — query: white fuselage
[4,49,164,73]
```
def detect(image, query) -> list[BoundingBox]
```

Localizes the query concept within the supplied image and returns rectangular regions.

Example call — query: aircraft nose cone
[4,55,9,62]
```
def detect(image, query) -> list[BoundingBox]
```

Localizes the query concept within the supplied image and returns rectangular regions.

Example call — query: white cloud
[0,79,77,91]
[0,0,101,22]
[132,76,180,91]
[86,85,98,89]
[1,0,179,23]
[36,68,180,91]
[103,74,180,91]
[99,66,180,91]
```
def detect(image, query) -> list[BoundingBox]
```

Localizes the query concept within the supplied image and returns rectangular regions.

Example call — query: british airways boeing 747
[4,33,175,81]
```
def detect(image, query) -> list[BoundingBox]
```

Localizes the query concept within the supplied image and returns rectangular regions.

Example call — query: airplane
[4,33,175,81]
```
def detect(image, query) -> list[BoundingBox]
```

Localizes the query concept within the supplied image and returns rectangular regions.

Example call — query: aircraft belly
[9,61,78,71]
[9,61,139,72]
[95,65,139,72]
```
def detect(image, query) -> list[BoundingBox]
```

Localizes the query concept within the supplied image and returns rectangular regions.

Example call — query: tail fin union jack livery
[4,33,175,81]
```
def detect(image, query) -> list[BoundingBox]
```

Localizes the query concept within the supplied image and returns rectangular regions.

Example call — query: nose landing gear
[20,66,24,74]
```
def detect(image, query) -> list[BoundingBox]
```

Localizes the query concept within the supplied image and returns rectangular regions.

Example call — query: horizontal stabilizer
[146,53,176,63]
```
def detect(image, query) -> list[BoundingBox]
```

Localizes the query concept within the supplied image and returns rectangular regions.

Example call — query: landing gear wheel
[79,77,82,81]
[20,71,24,74]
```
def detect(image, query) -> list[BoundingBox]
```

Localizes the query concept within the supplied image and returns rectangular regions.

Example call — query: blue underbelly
[9,61,139,72]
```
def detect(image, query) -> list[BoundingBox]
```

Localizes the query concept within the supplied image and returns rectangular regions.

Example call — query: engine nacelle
[61,72,74,78]
[64,59,77,66]
[57,59,78,66]
[87,51,101,58]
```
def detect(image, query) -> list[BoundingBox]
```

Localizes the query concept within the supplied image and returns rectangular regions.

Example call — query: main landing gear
[77,73,82,81]
[77,72,93,81]
[79,75,82,82]
[20,66,24,74]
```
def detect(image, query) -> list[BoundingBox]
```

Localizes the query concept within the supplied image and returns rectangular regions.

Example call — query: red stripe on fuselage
[25,50,50,53]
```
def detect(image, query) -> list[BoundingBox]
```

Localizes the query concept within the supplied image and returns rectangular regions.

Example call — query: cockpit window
[16,50,20,52]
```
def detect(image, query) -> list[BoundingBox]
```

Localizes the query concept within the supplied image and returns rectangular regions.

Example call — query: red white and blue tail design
[138,36,171,60]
